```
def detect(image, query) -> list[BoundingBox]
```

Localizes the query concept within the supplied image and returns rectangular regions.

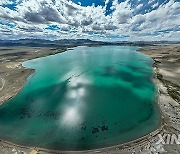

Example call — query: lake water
[0,46,160,151]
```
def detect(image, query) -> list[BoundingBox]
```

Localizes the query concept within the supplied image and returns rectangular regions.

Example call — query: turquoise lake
[0,46,161,150]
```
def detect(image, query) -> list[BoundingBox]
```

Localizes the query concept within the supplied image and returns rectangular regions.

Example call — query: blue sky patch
[0,21,15,28]
[1,3,16,10]
[45,25,60,30]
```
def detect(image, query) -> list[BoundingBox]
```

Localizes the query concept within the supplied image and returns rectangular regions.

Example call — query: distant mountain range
[0,39,179,47]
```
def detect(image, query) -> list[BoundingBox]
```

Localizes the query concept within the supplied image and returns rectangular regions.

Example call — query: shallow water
[0,46,160,150]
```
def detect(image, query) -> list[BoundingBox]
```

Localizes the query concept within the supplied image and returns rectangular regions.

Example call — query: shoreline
[0,47,67,105]
[0,45,179,153]
[0,124,164,154]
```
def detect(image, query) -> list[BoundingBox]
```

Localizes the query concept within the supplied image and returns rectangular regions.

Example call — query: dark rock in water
[81,125,87,130]
[81,137,85,140]
[101,125,109,131]
[19,107,34,119]
[92,127,99,134]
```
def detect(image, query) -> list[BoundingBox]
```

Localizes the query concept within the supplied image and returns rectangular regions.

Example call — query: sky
[0,0,180,41]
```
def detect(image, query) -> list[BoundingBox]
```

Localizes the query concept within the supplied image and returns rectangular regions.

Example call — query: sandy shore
[0,45,180,154]
[138,44,180,153]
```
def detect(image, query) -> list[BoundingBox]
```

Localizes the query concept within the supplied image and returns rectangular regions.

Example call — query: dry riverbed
[0,45,180,154]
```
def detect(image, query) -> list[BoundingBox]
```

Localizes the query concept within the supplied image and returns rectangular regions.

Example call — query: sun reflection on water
[61,73,90,126]
[61,106,81,126]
